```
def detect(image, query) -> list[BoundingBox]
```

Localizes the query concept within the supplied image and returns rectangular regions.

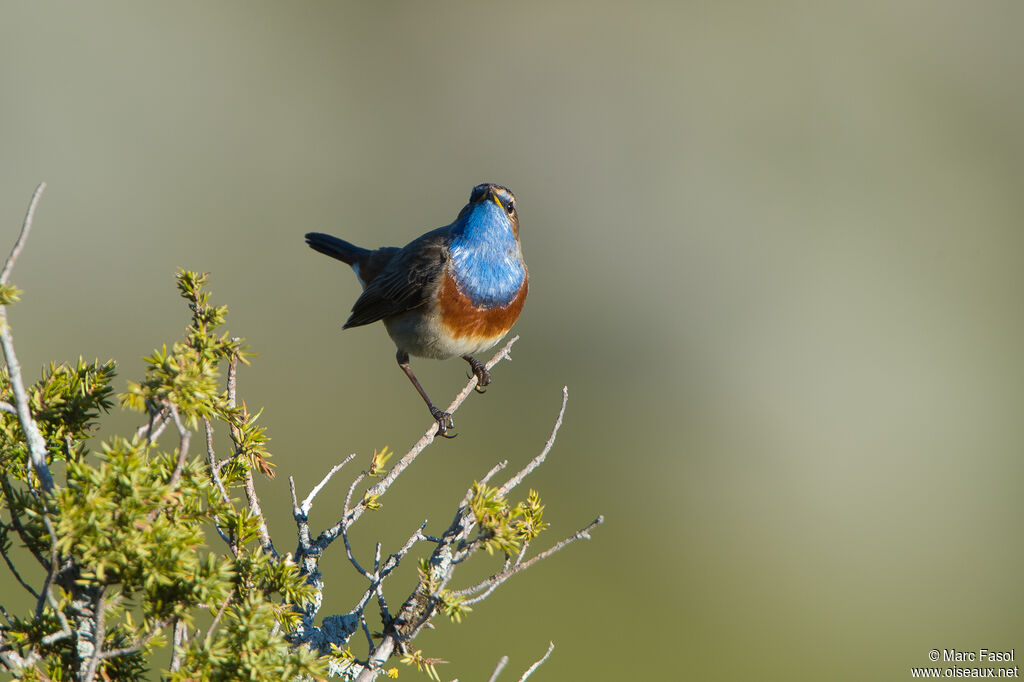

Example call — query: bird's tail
[305,232,370,266]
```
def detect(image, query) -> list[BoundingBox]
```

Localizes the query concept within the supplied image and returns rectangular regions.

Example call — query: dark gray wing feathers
[342,226,451,328]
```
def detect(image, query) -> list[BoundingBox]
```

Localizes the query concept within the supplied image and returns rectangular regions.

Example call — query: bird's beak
[474,186,501,208]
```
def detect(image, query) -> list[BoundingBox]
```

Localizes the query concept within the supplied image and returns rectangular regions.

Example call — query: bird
[305,183,527,437]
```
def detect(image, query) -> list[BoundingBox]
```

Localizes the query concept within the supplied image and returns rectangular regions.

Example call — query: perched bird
[305,183,527,437]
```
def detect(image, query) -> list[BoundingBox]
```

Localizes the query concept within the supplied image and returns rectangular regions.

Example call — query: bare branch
[81,586,108,682]
[37,514,71,642]
[137,405,169,444]
[0,182,45,286]
[226,346,238,408]
[203,417,231,506]
[499,386,567,497]
[360,613,375,652]
[0,532,39,600]
[226,351,276,558]
[338,519,428,651]
[456,516,603,604]
[170,618,186,673]
[488,655,510,682]
[301,453,357,516]
[479,460,508,488]
[0,184,53,492]
[288,476,300,517]
[203,417,237,554]
[380,521,427,578]
[342,512,371,579]
[165,403,191,491]
[0,639,41,676]
[204,589,234,643]
[98,617,172,661]
[141,403,194,525]
[518,642,555,681]
[241,462,275,555]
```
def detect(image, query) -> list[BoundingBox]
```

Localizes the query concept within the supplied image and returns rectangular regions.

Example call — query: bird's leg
[397,350,456,438]
[462,355,491,394]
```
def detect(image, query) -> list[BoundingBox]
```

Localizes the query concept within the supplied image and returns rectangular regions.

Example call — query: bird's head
[458,183,519,239]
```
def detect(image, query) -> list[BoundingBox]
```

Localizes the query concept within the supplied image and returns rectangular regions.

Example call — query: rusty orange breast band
[438,269,528,341]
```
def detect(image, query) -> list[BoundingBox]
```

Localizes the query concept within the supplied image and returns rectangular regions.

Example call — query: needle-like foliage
[0,187,601,681]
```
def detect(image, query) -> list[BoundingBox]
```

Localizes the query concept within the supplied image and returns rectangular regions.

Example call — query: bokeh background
[2,2,1022,680]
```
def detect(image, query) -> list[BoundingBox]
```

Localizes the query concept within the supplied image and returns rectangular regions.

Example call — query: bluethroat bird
[305,183,527,437]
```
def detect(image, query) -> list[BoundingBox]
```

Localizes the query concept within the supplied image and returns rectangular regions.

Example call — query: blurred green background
[2,2,1023,680]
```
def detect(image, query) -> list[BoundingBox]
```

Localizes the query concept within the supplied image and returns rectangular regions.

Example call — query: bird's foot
[430,406,457,438]
[463,356,491,394]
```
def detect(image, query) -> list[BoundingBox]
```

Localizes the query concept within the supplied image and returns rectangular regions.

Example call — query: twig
[479,460,508,486]
[37,513,62,617]
[141,403,194,524]
[0,401,16,414]
[0,537,39,600]
[288,477,300,517]
[0,182,45,285]
[300,453,357,516]
[518,642,555,681]
[498,386,567,497]
[227,352,276,557]
[487,655,510,682]
[360,614,375,653]
[203,417,230,505]
[136,405,169,444]
[81,586,108,682]
[98,617,172,661]
[340,471,370,577]
[165,403,191,491]
[226,348,238,407]
[334,518,428,654]
[204,589,234,642]
[0,184,53,492]
[203,417,237,554]
[456,517,603,604]
[382,521,427,577]
[38,515,72,646]
[342,517,370,578]
[0,477,47,570]
[169,618,185,673]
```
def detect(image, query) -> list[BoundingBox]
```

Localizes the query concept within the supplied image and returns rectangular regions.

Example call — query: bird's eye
[505,199,515,214]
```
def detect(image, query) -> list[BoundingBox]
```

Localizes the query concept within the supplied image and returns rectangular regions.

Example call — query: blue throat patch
[449,201,525,308]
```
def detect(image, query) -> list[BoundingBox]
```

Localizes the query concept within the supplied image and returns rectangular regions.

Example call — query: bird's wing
[343,226,451,328]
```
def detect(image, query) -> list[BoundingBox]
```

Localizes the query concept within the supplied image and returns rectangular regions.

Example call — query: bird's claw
[430,407,457,438]
[467,370,489,394]
[464,357,492,394]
